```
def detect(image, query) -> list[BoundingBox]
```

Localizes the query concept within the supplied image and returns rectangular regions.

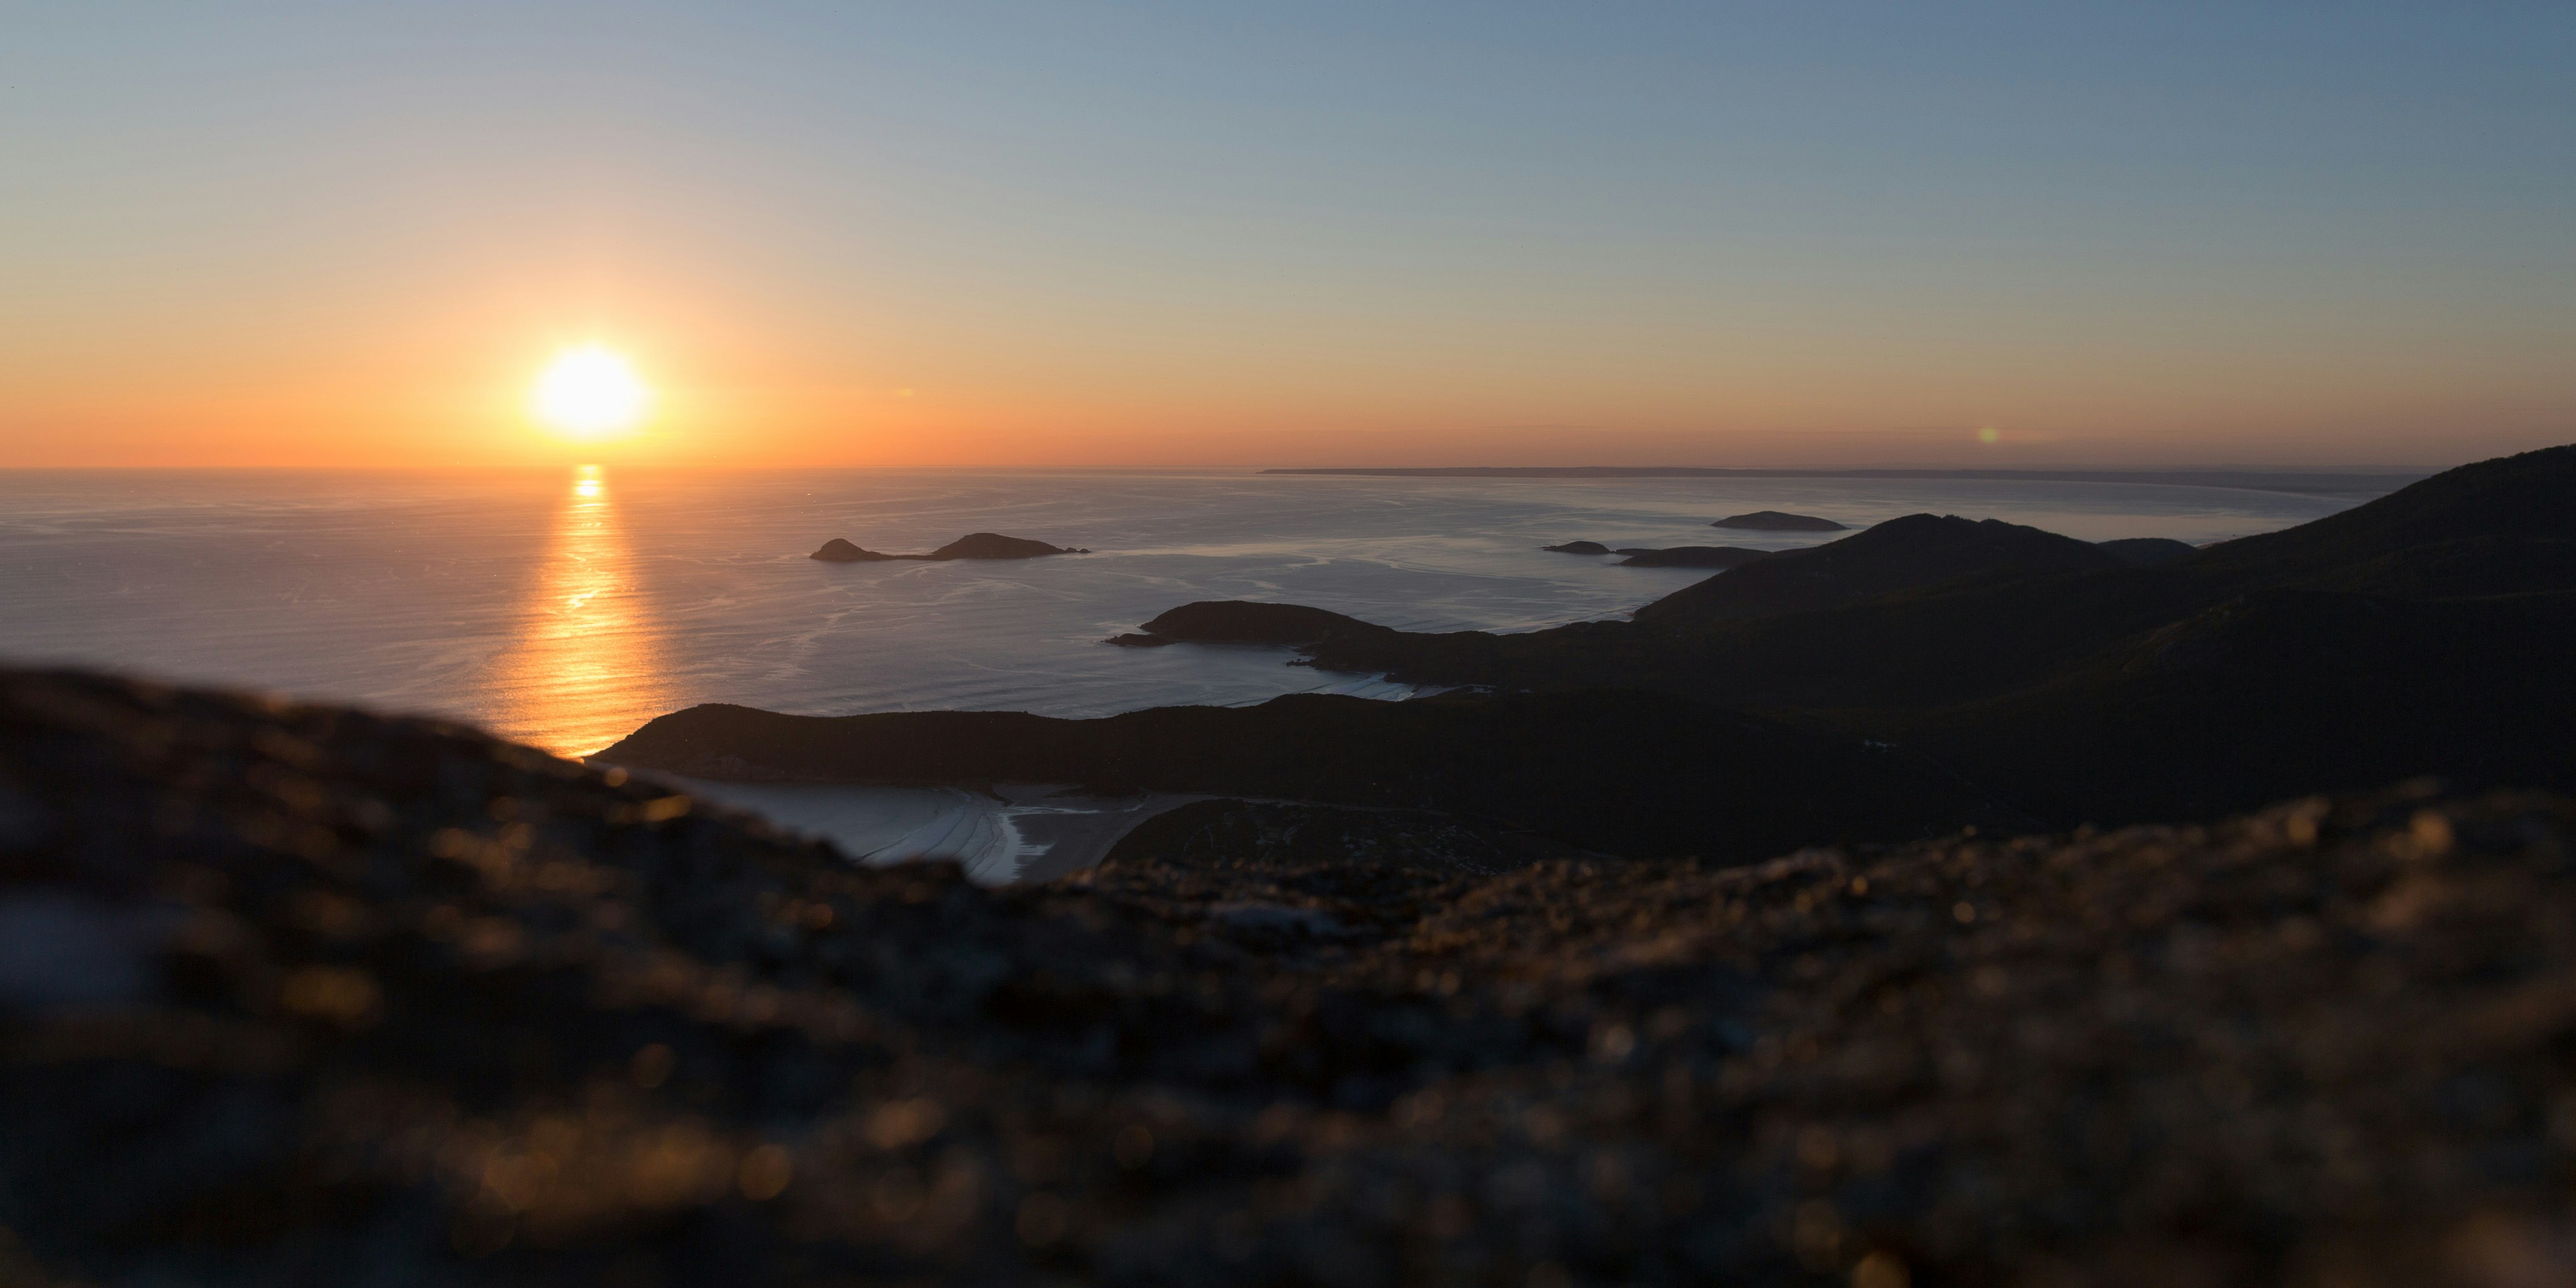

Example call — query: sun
[532,345,650,438]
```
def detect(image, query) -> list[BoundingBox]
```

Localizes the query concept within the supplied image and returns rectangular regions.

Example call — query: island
[1107,599,1395,649]
[810,531,1089,562]
[1541,540,1613,555]
[1711,509,1848,531]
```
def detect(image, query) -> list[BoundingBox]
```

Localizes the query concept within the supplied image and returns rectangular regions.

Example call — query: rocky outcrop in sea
[811,533,1088,562]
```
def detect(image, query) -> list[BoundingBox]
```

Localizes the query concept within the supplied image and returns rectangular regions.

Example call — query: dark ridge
[1630,514,2121,625]
[1711,510,1846,531]
[2189,443,2576,579]
[601,687,2019,860]
[2094,536,2197,567]
[810,532,1086,562]
[1160,445,2576,826]
[1542,540,1612,555]
[1614,545,1772,569]
[11,665,2576,1285]
[1201,447,2570,697]
[1896,587,2576,823]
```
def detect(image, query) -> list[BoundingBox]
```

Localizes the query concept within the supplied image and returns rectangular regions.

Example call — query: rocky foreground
[7,667,2576,1286]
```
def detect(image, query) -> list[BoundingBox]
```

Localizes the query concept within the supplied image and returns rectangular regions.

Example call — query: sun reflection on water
[487,466,670,759]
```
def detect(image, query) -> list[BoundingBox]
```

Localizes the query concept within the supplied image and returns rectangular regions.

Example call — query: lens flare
[533,345,649,438]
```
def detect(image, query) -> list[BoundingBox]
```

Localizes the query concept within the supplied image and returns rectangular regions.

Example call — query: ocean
[0,467,2359,877]
[0,467,2358,757]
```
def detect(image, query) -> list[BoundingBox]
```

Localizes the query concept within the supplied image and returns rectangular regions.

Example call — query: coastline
[668,777,1209,884]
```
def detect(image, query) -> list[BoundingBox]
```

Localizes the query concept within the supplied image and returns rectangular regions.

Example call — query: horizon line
[0,460,2452,475]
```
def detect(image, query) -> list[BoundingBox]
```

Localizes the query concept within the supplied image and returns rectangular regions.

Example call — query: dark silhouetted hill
[2094,536,2196,566]
[2192,443,2576,579]
[1901,587,2576,823]
[1630,514,2121,624]
[601,689,2018,860]
[1166,445,2576,826]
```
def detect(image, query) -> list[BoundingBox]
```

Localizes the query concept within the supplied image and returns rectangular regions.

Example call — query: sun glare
[533,345,649,438]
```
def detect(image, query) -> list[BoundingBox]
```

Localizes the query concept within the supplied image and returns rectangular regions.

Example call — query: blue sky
[6,1,2572,466]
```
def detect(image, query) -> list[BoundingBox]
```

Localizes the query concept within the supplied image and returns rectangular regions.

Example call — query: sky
[5,1,2572,469]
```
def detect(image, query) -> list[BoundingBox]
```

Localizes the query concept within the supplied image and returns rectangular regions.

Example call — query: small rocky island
[1108,600,1393,648]
[1711,509,1848,531]
[1540,540,1613,555]
[810,532,1089,562]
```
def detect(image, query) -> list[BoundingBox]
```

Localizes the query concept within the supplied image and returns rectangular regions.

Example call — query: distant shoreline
[1260,466,2427,497]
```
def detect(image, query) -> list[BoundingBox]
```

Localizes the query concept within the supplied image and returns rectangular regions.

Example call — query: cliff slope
[601,688,2018,860]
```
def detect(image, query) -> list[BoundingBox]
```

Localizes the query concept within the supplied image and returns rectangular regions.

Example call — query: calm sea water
[0,468,2353,758]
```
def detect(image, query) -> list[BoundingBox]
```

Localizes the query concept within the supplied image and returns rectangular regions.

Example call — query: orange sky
[9,292,2560,470]
[8,245,2563,470]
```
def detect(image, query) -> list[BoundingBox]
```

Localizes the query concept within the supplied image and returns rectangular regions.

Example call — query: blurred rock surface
[6,667,2576,1287]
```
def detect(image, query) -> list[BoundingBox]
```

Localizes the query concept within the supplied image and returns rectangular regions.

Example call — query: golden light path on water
[486,465,672,758]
